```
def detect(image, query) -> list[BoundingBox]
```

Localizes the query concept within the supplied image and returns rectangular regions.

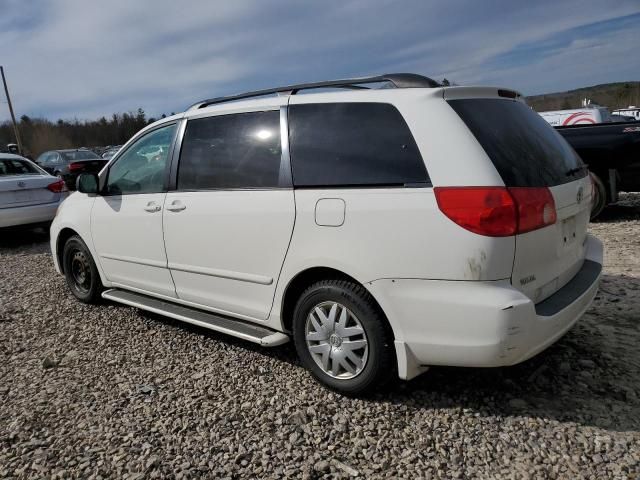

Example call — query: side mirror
[76,173,99,194]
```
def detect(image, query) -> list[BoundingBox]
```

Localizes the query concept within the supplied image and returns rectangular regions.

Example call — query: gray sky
[1,0,639,120]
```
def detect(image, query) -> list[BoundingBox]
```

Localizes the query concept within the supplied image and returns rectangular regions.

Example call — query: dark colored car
[556,122,640,217]
[35,149,108,190]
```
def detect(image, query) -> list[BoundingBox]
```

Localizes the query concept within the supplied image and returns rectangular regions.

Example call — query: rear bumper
[0,201,62,228]
[368,234,603,380]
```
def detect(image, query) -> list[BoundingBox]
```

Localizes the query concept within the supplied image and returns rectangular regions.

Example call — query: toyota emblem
[576,186,584,204]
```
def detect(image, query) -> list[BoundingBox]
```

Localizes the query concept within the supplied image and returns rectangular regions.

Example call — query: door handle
[144,202,161,213]
[166,200,186,212]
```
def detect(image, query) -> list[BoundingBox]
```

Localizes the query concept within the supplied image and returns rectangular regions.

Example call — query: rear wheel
[292,279,395,395]
[62,235,103,303]
[590,173,607,220]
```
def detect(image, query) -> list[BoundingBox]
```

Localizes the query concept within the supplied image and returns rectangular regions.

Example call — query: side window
[36,153,49,164]
[106,123,176,195]
[51,153,62,164]
[178,110,282,190]
[289,103,429,187]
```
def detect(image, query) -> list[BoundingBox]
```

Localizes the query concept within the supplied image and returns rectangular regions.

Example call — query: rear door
[163,106,295,320]
[0,158,60,208]
[448,96,592,303]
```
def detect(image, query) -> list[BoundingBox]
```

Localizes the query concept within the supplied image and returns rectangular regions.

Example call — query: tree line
[526,81,640,112]
[0,108,170,158]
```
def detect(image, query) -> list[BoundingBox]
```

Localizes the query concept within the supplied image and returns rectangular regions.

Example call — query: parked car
[138,144,166,161]
[35,149,108,190]
[101,146,122,160]
[0,153,68,229]
[50,74,602,394]
[556,121,640,218]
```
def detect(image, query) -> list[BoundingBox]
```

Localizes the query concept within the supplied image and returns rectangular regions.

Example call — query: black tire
[62,235,104,303]
[292,279,395,395]
[590,173,607,220]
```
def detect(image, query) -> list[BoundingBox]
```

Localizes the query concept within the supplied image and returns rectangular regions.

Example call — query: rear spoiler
[442,86,525,102]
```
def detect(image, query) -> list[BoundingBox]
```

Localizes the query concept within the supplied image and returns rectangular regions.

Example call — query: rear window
[62,150,100,160]
[0,159,40,176]
[448,99,586,187]
[289,103,429,187]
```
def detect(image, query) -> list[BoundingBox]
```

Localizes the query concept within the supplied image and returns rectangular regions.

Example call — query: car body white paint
[50,85,602,381]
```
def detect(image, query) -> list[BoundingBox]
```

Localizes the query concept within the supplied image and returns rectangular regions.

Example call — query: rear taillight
[47,179,68,193]
[508,187,557,233]
[434,186,556,237]
[434,187,517,236]
[69,162,84,172]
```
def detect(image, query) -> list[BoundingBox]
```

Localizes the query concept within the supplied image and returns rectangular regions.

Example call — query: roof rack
[188,73,440,110]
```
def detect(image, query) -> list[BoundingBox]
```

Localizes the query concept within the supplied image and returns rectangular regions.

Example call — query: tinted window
[289,103,428,187]
[61,150,100,161]
[178,111,282,189]
[0,159,40,175]
[448,99,586,187]
[107,124,176,194]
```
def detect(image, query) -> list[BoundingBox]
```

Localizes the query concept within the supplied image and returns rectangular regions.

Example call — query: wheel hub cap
[305,301,369,379]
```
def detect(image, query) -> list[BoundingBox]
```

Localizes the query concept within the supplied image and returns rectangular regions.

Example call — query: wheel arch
[279,266,395,341]
[56,227,81,274]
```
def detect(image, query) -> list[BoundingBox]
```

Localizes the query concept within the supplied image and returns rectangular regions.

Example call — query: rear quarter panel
[267,89,517,329]
[266,187,515,330]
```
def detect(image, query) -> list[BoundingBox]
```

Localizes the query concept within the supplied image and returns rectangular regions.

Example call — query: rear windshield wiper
[565,165,588,176]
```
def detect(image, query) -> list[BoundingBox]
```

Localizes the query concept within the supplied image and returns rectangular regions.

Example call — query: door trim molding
[168,262,273,285]
[101,253,167,269]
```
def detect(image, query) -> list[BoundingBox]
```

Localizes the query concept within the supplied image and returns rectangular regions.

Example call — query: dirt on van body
[0,195,639,479]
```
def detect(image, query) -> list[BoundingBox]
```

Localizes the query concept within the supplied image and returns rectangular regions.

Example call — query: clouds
[1,0,639,120]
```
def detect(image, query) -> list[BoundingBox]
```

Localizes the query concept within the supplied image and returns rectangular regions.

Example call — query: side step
[101,289,289,347]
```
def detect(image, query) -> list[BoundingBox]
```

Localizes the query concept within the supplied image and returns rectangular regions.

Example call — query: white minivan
[50,74,602,394]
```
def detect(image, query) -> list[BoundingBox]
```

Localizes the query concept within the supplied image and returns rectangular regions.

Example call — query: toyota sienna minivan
[50,74,602,394]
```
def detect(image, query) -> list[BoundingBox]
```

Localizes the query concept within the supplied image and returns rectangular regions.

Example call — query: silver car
[0,153,68,229]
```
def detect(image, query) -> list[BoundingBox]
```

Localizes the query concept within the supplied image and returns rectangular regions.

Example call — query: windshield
[0,159,41,176]
[448,99,587,187]
[61,150,100,161]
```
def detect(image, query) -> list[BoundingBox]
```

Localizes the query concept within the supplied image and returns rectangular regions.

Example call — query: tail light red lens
[508,187,557,233]
[47,179,68,193]
[434,186,556,237]
[434,187,517,236]
[69,162,84,172]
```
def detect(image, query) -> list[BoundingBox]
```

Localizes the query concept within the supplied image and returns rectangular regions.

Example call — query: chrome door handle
[166,200,186,212]
[144,202,161,213]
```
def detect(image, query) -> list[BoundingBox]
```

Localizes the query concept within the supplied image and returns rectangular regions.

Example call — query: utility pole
[1,66,23,155]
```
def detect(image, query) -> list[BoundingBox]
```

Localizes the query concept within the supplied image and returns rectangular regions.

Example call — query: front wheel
[62,235,104,303]
[292,280,395,395]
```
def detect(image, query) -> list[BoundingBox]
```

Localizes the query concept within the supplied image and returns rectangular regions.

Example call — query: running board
[101,289,289,347]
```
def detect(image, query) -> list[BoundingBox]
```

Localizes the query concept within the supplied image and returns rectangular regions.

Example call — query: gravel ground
[1,195,639,479]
